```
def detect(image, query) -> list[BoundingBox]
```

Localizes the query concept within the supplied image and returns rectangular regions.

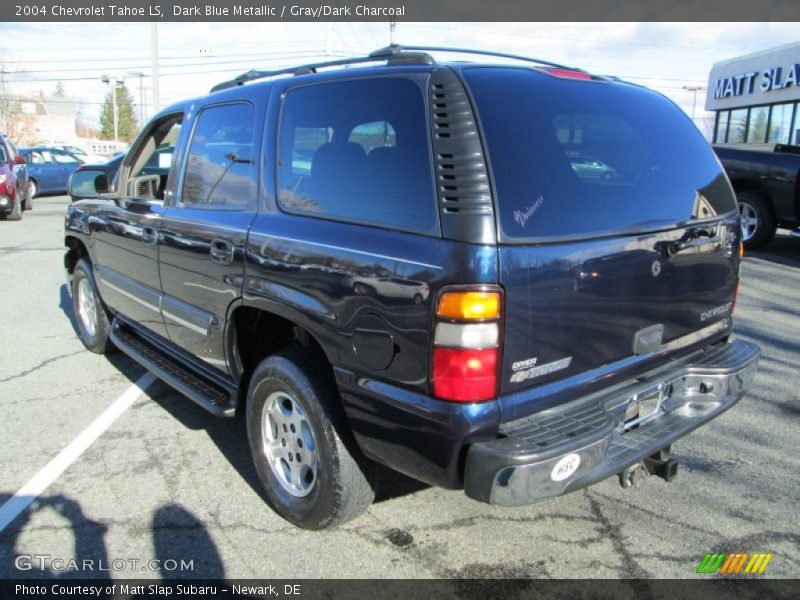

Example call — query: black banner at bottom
[1,579,798,600]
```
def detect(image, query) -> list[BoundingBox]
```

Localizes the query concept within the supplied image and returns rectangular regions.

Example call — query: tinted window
[181,103,254,207]
[277,78,437,234]
[463,67,736,240]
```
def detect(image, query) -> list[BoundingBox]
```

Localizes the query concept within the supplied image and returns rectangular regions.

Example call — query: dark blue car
[63,46,761,529]
[19,146,83,197]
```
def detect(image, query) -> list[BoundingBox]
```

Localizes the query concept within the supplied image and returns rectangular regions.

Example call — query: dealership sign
[706,44,800,111]
[713,64,800,99]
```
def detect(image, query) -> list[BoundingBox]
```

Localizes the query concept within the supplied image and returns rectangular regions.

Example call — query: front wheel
[738,191,776,250]
[246,348,375,529]
[28,179,38,200]
[72,259,114,354]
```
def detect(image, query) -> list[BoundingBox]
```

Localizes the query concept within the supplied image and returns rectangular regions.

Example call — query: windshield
[462,67,736,241]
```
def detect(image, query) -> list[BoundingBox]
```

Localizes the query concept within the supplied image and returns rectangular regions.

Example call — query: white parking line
[0,372,156,533]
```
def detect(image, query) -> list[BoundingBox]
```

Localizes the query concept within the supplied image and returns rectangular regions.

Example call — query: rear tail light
[432,289,502,403]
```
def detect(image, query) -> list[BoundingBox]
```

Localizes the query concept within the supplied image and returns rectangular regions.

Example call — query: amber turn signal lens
[739,241,745,259]
[437,291,501,320]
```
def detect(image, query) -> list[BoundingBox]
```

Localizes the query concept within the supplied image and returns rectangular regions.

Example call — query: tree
[99,82,138,143]
[54,81,66,97]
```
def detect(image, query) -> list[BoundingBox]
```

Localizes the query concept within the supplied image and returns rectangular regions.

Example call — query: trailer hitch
[619,446,679,488]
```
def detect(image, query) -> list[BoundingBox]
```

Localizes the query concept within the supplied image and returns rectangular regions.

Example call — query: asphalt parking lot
[0,195,798,582]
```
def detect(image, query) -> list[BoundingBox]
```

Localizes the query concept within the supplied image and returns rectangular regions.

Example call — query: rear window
[462,67,736,241]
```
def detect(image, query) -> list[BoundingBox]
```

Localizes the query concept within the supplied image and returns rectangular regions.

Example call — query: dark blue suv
[64,46,760,529]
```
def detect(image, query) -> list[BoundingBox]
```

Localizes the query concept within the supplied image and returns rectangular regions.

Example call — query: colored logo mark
[696,552,773,574]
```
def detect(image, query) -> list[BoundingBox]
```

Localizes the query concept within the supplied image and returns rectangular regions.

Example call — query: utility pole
[389,18,396,45]
[150,23,160,114]
[127,70,145,127]
[683,85,707,120]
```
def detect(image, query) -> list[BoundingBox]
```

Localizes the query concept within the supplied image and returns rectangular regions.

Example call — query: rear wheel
[246,348,375,529]
[72,259,114,354]
[738,191,776,250]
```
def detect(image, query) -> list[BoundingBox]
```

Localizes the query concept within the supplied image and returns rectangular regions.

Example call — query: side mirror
[68,169,110,200]
[14,155,25,165]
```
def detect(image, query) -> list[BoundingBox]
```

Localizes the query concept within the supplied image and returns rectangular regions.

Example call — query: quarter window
[277,78,437,234]
[180,103,254,207]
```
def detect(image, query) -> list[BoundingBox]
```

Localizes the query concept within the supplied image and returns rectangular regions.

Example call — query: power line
[1,51,353,83]
[3,51,341,75]
[2,42,353,65]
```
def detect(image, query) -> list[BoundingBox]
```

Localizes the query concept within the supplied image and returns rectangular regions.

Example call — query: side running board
[110,318,236,417]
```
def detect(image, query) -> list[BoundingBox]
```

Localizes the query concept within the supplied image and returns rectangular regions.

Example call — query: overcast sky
[2,21,798,139]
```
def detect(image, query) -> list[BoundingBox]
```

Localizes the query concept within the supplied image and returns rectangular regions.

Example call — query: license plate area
[621,383,669,433]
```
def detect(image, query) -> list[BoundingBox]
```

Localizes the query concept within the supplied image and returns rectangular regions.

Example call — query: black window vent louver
[429,68,496,244]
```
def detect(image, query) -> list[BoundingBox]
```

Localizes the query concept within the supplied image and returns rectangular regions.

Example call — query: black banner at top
[4,0,800,22]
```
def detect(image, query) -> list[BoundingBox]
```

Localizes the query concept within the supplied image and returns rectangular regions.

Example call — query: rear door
[158,101,259,373]
[27,149,59,192]
[462,67,740,397]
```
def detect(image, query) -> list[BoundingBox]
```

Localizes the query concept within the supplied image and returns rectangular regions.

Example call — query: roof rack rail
[210,46,434,93]
[370,44,576,71]
[209,44,578,93]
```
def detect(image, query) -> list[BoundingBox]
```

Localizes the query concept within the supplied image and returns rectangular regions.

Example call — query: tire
[6,194,22,221]
[28,179,38,200]
[738,191,776,250]
[246,348,375,529]
[71,258,114,354]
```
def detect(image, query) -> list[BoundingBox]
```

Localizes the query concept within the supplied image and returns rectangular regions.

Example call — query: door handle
[142,226,157,245]
[668,226,718,255]
[210,239,234,265]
